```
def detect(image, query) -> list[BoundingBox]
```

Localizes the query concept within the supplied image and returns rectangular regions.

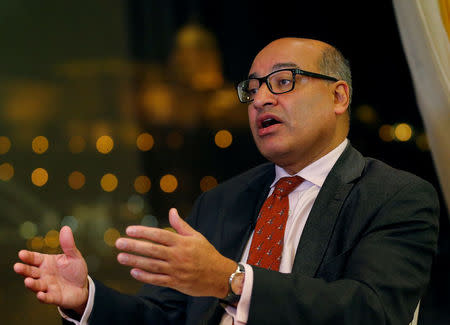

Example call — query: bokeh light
[355,104,377,124]
[141,215,159,227]
[209,88,237,112]
[136,133,154,151]
[134,175,151,194]
[101,173,118,192]
[0,136,11,154]
[61,215,79,232]
[28,236,44,250]
[68,171,86,190]
[69,136,86,154]
[141,85,173,122]
[379,124,395,142]
[44,230,60,248]
[214,130,232,148]
[96,135,114,154]
[32,136,49,154]
[160,174,178,193]
[19,221,38,239]
[127,195,145,214]
[394,123,413,142]
[0,163,14,181]
[200,176,218,192]
[31,168,49,187]
[104,228,120,247]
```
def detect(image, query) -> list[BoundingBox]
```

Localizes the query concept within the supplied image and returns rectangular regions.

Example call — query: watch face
[231,272,244,296]
[221,264,245,305]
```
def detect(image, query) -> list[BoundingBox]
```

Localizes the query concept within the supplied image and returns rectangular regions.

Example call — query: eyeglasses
[236,68,339,103]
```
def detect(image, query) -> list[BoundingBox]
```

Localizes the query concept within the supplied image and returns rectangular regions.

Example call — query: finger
[36,291,52,304]
[24,277,48,293]
[168,208,195,236]
[116,238,170,259]
[36,291,59,305]
[14,263,41,278]
[18,250,44,267]
[125,226,177,246]
[117,253,170,274]
[130,268,171,287]
[59,226,80,258]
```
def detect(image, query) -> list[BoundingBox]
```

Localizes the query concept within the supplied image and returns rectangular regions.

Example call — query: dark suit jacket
[84,144,439,325]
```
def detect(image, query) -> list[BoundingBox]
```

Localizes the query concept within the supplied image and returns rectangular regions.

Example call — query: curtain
[392,0,450,215]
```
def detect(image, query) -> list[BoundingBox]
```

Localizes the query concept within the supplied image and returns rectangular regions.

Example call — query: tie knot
[273,176,303,197]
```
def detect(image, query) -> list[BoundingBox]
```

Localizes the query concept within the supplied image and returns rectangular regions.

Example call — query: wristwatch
[220,263,245,305]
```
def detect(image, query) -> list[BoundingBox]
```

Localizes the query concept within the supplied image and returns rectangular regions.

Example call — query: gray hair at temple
[318,46,353,111]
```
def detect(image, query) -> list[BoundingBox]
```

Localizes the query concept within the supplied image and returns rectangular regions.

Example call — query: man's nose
[252,83,277,109]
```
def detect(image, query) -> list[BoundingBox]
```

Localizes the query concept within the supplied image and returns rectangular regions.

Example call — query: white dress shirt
[61,139,348,325]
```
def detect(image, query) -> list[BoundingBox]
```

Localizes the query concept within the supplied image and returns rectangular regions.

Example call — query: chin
[258,145,290,164]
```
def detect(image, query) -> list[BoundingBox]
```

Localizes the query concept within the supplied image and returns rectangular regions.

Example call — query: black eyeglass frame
[236,68,339,103]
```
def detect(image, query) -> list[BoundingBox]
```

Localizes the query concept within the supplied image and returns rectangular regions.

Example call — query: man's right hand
[14,225,89,315]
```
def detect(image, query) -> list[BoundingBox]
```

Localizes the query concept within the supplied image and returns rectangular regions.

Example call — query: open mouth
[261,118,281,129]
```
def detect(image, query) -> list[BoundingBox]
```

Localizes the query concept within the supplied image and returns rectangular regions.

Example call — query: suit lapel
[292,144,365,276]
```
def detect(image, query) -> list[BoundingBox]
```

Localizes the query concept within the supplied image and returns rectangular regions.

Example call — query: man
[14,38,439,324]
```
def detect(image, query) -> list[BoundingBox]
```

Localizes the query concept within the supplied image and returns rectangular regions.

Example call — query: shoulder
[332,144,439,217]
[361,156,436,194]
[340,149,440,221]
[337,144,436,194]
[332,149,440,255]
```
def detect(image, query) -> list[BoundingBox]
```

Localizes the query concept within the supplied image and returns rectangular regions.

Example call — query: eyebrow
[248,62,299,78]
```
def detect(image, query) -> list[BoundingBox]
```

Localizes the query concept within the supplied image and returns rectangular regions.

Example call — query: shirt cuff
[224,263,253,324]
[58,275,96,325]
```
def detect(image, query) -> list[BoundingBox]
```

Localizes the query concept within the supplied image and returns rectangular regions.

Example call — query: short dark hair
[318,46,353,109]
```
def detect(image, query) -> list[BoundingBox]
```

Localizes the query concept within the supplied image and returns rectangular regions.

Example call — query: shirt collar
[272,138,348,189]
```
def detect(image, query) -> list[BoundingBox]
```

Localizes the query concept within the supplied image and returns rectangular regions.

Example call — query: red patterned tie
[247,176,303,271]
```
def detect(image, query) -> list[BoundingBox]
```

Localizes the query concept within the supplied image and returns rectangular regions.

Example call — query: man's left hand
[115,208,237,298]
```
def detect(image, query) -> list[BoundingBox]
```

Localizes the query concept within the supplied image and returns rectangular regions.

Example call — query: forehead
[249,39,324,76]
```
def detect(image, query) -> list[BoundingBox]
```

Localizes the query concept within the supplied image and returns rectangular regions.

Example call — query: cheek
[248,108,257,129]
[285,103,312,130]
[248,105,256,117]
[288,93,332,125]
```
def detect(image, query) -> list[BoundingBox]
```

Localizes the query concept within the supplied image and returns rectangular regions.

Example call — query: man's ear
[333,81,350,115]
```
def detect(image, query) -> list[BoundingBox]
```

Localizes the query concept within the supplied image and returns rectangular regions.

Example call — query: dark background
[0,0,448,323]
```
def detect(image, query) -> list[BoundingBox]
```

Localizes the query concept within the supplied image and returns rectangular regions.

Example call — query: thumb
[169,208,195,236]
[59,226,81,258]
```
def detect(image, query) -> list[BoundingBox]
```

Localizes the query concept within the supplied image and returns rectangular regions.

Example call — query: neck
[278,137,346,175]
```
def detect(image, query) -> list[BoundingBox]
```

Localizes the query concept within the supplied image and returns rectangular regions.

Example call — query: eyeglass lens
[239,70,295,102]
